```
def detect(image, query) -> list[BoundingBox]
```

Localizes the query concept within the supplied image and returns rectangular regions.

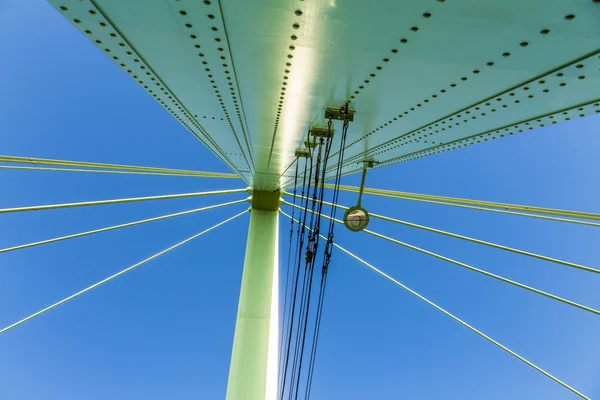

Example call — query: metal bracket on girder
[246,189,282,211]
[295,149,311,158]
[310,127,334,139]
[325,107,355,122]
[362,158,377,169]
[304,140,317,149]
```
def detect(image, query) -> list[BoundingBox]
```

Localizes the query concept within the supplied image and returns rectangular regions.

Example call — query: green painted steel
[47,1,600,189]
[226,209,279,400]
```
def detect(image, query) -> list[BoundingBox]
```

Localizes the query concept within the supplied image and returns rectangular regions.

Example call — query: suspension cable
[327,184,600,225]
[0,155,238,179]
[281,106,352,399]
[280,209,590,400]
[0,199,246,254]
[0,188,246,215]
[282,195,600,275]
[279,138,315,400]
[284,202,600,316]
[279,158,301,389]
[305,106,351,399]
[0,164,237,179]
[0,210,248,335]
[289,138,324,399]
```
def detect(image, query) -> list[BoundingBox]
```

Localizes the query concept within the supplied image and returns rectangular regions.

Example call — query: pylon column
[226,190,281,400]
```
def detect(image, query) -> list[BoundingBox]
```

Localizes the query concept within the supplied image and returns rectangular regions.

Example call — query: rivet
[89,9,97,15]
[502,52,510,57]
[295,9,303,16]
[540,29,550,35]
[411,26,419,32]
[565,14,575,20]
[400,38,408,44]
[293,23,300,29]
[520,41,528,47]
[179,10,187,16]
[423,12,431,18]
[59,6,68,11]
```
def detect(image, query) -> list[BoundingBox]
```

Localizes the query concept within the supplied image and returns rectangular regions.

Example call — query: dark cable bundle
[304,105,351,399]
[280,107,350,399]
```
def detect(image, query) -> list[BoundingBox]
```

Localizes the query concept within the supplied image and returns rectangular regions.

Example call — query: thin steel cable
[0,155,238,178]
[305,112,350,399]
[0,210,248,335]
[284,202,600,316]
[279,159,300,387]
[280,210,589,400]
[293,133,334,400]
[0,188,246,214]
[0,164,238,179]
[290,142,322,399]
[0,199,246,254]
[339,185,600,221]
[280,146,314,400]
[289,138,325,400]
[282,195,600,275]
[325,184,600,226]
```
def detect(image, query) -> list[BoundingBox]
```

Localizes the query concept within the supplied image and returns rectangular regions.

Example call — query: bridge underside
[48,0,600,190]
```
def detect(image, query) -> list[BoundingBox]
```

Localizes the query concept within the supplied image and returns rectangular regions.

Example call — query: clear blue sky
[1,1,599,399]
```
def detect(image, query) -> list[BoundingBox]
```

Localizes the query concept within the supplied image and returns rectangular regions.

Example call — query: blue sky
[1,1,599,399]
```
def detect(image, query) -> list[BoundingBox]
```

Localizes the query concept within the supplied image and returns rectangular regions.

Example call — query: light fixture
[343,160,373,232]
